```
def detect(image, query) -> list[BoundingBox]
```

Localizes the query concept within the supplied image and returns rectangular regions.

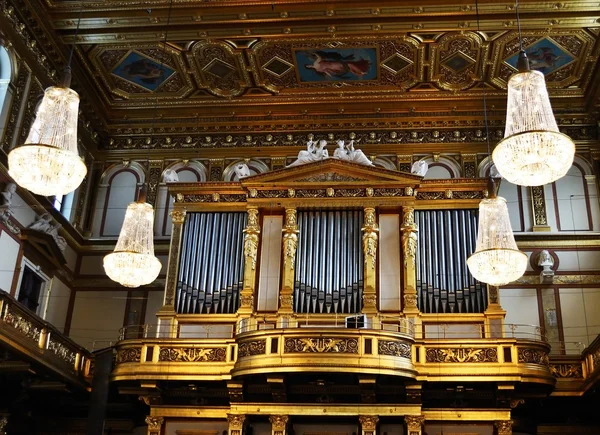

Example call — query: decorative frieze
[518,348,549,366]
[158,347,227,362]
[4,307,41,342]
[378,340,411,358]
[549,363,583,378]
[47,337,77,365]
[284,337,359,353]
[425,347,498,363]
[116,348,142,364]
[238,340,267,358]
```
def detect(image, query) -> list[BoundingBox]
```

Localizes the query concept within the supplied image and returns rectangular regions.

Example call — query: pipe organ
[176,212,247,314]
[415,209,487,313]
[294,209,364,314]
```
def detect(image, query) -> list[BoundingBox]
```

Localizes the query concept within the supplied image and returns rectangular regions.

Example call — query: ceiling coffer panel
[248,36,425,93]
[187,40,251,98]
[89,42,193,99]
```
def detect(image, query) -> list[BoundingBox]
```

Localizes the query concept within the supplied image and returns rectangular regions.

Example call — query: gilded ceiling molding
[187,40,251,98]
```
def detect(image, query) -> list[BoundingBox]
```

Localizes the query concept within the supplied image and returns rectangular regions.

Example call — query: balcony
[111,318,555,390]
[0,291,92,390]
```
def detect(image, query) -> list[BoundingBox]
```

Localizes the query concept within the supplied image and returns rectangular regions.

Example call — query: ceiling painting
[293,48,379,82]
[504,37,575,76]
[111,50,175,92]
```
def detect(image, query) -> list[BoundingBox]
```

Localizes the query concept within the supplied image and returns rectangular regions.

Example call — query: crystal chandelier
[492,1,574,186]
[467,179,527,286]
[103,196,162,288]
[8,69,87,196]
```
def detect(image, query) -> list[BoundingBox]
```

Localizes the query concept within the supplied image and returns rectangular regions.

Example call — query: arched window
[419,156,461,180]
[91,163,145,237]
[158,161,207,237]
[552,158,599,232]
[0,45,13,143]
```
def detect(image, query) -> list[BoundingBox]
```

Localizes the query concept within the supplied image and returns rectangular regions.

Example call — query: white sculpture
[333,140,373,166]
[0,183,16,208]
[537,249,555,284]
[163,169,179,183]
[234,163,251,179]
[287,139,329,167]
[411,160,429,177]
[28,212,67,251]
[0,183,20,235]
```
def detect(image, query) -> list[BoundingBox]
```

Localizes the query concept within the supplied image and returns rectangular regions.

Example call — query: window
[52,191,75,219]
[0,46,12,143]
[17,266,45,313]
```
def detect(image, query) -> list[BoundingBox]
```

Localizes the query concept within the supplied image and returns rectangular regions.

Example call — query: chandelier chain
[67,2,84,69]
[515,0,524,51]
[475,0,492,158]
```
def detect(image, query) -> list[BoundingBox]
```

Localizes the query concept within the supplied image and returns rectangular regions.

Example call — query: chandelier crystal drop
[492,52,575,186]
[8,83,87,196]
[467,181,527,286]
[103,201,162,288]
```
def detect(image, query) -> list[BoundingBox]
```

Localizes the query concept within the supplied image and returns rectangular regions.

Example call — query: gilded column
[157,209,186,337]
[404,415,425,435]
[359,416,379,435]
[269,415,289,435]
[227,414,246,435]
[279,208,298,314]
[239,208,260,314]
[362,208,379,314]
[145,416,164,435]
[531,186,550,232]
[495,420,513,435]
[401,207,419,315]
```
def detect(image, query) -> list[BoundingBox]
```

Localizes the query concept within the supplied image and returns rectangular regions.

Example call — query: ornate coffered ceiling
[3,0,600,152]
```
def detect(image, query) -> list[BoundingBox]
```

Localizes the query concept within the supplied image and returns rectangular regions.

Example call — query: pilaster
[145,416,164,435]
[531,186,551,232]
[146,159,164,207]
[227,414,246,435]
[495,420,513,435]
[158,208,186,337]
[404,415,425,435]
[279,208,298,314]
[361,207,378,314]
[401,206,419,316]
[358,415,378,435]
[239,207,260,315]
[269,415,289,435]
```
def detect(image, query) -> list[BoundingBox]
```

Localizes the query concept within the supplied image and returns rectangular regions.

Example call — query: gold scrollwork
[238,340,266,358]
[426,347,498,363]
[378,340,411,358]
[116,348,142,364]
[284,337,359,354]
[158,347,227,362]
[403,294,418,309]
[283,208,299,270]
[243,209,260,270]
[549,363,583,378]
[517,348,549,366]
[531,185,548,226]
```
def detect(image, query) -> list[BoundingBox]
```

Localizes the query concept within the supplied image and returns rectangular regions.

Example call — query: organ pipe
[176,212,247,314]
[415,209,487,314]
[294,209,364,314]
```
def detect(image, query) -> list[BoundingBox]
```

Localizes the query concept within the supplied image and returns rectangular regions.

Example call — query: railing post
[484,285,506,339]
[279,208,298,315]
[361,207,378,314]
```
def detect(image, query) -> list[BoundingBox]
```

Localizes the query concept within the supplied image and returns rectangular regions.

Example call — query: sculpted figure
[163,169,179,183]
[28,213,66,251]
[537,250,554,271]
[411,160,429,177]
[0,183,16,208]
[287,138,329,167]
[234,163,251,179]
[333,140,373,166]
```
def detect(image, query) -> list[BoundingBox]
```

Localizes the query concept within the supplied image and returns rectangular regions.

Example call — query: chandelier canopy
[492,51,575,187]
[466,179,527,286]
[103,199,162,288]
[8,82,87,197]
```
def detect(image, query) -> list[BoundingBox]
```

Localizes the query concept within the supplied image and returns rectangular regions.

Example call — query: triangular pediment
[241,159,421,186]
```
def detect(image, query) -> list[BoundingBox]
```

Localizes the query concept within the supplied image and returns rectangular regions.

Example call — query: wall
[0,228,19,293]
[44,276,71,333]
[69,290,127,350]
